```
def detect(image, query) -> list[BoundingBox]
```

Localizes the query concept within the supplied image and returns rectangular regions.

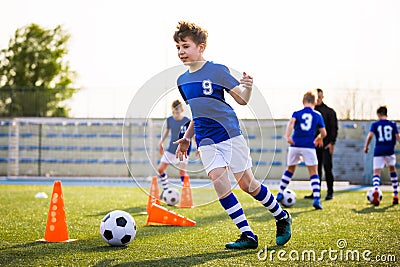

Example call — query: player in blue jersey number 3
[172,21,292,249]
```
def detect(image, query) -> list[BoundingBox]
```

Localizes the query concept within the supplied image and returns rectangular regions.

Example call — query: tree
[334,87,383,120]
[0,23,78,117]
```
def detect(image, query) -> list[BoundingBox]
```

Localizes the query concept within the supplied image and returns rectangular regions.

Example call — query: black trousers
[316,147,334,195]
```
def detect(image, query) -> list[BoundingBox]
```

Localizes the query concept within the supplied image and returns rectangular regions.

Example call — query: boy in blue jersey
[276,91,327,209]
[364,106,400,205]
[157,100,191,194]
[172,21,292,249]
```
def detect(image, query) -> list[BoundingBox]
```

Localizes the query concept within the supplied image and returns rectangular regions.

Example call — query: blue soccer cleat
[276,210,292,246]
[225,233,258,249]
[276,192,283,202]
[313,199,323,210]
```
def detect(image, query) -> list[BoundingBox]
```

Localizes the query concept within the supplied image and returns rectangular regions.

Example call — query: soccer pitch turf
[0,185,398,266]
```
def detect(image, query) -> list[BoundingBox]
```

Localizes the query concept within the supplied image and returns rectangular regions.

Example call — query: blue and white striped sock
[159,173,168,191]
[219,193,256,240]
[253,184,288,221]
[372,175,380,191]
[279,170,293,194]
[310,174,321,200]
[390,172,398,196]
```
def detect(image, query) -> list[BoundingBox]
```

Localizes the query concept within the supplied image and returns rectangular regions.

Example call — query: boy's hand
[364,146,369,154]
[174,138,190,161]
[240,72,253,90]
[158,142,164,155]
[314,136,323,147]
[286,136,295,146]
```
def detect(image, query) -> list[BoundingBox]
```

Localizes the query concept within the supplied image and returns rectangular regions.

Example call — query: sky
[1,0,400,119]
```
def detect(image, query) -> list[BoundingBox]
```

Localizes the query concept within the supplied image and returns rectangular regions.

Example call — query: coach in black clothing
[306,88,338,200]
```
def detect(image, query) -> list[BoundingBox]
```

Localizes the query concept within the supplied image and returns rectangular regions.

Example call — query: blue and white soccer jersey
[287,107,325,166]
[370,119,399,169]
[160,116,190,165]
[177,61,251,174]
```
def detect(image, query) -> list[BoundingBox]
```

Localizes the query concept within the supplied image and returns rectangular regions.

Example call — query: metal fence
[0,117,398,184]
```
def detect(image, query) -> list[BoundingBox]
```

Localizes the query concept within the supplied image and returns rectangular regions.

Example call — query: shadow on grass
[87,206,147,217]
[0,241,44,250]
[0,237,128,266]
[95,250,255,267]
[351,204,397,214]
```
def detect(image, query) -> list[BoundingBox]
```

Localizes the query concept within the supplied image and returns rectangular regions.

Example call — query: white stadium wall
[0,118,398,185]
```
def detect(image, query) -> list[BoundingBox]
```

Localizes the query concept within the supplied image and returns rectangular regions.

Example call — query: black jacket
[315,102,338,146]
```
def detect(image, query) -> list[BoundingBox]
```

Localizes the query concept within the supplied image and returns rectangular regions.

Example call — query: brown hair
[173,21,208,46]
[172,100,183,111]
[303,91,316,104]
[377,106,387,116]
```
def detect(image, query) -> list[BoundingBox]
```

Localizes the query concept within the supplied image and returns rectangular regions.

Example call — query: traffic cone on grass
[146,176,161,214]
[37,180,76,242]
[180,175,194,208]
[146,203,196,226]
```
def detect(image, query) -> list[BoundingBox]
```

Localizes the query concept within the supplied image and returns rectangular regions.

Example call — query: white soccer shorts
[287,147,318,166]
[160,150,189,165]
[198,135,252,175]
[373,154,396,169]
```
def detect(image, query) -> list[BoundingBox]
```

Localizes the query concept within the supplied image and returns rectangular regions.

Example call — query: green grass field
[0,184,398,266]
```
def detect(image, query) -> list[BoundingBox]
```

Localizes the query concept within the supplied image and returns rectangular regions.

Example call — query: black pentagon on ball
[102,214,110,222]
[103,230,113,240]
[116,216,127,227]
[121,235,132,244]
[171,198,176,202]
[287,198,293,203]
[167,190,172,194]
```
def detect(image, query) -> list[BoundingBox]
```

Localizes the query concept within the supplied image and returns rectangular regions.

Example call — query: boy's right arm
[159,128,170,155]
[285,118,296,145]
[364,132,374,154]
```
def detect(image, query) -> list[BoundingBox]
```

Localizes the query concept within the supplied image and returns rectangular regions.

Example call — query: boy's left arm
[229,72,253,105]
[315,127,327,148]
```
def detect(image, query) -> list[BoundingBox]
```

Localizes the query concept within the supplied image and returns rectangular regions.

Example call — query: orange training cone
[146,203,196,226]
[37,180,76,242]
[180,175,194,208]
[146,176,161,214]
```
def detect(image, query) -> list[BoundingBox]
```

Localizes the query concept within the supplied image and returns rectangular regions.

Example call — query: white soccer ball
[100,210,136,246]
[281,189,297,207]
[163,188,180,206]
[366,188,383,204]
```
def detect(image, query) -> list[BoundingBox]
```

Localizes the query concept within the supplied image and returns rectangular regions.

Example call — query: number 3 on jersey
[300,113,313,131]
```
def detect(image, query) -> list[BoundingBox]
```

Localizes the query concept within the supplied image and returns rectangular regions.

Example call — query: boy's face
[176,37,205,65]
[172,108,183,119]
